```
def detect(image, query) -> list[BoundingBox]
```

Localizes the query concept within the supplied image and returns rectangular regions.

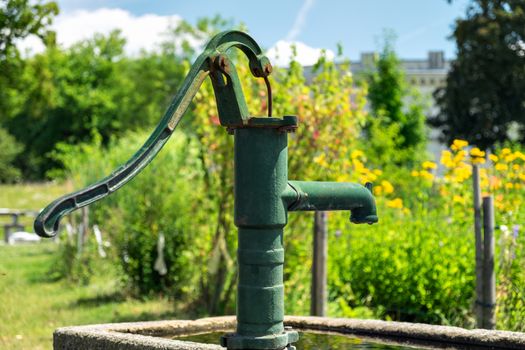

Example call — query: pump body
[34,31,377,350]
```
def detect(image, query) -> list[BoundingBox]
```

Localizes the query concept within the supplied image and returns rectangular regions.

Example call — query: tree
[432,0,525,149]
[365,35,427,167]
[0,0,58,180]
[0,0,58,58]
[0,127,23,182]
[6,30,131,178]
[0,0,58,117]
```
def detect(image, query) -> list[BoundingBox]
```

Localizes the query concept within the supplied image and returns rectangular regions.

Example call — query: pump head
[34,30,274,238]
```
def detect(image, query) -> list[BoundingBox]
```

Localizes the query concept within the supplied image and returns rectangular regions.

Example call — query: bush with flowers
[316,139,524,330]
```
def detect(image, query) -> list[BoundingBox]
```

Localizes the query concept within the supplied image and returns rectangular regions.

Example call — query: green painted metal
[33,30,269,238]
[33,31,378,350]
[286,181,378,224]
[229,121,291,349]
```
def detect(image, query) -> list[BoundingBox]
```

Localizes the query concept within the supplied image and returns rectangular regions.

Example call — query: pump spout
[284,180,378,224]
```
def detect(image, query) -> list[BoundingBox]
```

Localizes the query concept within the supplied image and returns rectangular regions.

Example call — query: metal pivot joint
[33,30,378,350]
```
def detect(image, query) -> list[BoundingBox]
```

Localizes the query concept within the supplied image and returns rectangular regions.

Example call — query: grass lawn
[0,243,181,350]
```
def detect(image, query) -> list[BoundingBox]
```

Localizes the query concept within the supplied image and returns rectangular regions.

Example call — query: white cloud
[286,0,315,41]
[17,7,334,68]
[18,8,187,55]
[266,40,335,67]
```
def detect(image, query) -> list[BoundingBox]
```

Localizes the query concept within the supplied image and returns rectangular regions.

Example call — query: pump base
[220,329,299,350]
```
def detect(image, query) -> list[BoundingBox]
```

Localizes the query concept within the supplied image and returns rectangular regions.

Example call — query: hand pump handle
[34,30,272,237]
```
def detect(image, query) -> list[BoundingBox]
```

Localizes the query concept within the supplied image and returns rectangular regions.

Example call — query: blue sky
[25,0,471,64]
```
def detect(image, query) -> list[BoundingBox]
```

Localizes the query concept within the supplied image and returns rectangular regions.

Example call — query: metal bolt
[217,55,230,73]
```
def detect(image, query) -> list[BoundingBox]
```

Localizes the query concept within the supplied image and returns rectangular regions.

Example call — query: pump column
[221,116,298,350]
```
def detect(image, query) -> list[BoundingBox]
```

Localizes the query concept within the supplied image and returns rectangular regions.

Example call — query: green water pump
[34,31,378,350]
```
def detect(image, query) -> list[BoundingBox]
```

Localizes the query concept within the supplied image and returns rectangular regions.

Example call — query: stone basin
[54,316,525,350]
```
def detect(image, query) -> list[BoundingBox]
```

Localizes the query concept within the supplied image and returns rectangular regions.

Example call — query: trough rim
[53,315,525,350]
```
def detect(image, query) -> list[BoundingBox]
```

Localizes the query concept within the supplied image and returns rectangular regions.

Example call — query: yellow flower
[373,185,383,196]
[411,170,420,177]
[351,150,364,159]
[471,156,485,165]
[512,164,521,171]
[495,163,508,171]
[500,148,511,156]
[452,165,472,183]
[373,169,383,176]
[440,150,454,168]
[470,147,485,157]
[381,180,394,194]
[314,153,328,168]
[336,174,349,182]
[386,198,403,209]
[515,151,525,161]
[365,172,378,182]
[454,150,467,162]
[422,161,437,170]
[489,154,498,162]
[352,158,365,171]
[419,171,434,181]
[505,182,514,190]
[453,195,466,204]
[451,139,468,151]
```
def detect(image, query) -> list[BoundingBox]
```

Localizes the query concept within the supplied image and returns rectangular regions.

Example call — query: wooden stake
[311,211,327,316]
[472,165,484,328]
[482,196,496,329]
[78,206,89,255]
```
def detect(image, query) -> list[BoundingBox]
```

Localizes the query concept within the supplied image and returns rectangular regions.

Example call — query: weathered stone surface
[53,316,525,350]
[286,316,525,349]
[54,317,234,350]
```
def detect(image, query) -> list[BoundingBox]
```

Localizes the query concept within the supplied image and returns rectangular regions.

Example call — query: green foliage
[0,0,58,118]
[5,28,192,179]
[7,31,131,177]
[0,127,23,182]
[433,0,525,149]
[272,50,368,316]
[365,34,427,167]
[0,0,58,58]
[497,222,525,331]
[49,237,95,285]
[329,208,475,325]
[53,131,202,299]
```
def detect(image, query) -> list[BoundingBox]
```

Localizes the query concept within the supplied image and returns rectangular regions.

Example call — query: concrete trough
[54,316,525,350]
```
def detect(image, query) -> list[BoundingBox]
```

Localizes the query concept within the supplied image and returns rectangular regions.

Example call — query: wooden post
[311,211,327,316]
[78,207,89,255]
[472,164,484,328]
[482,196,496,329]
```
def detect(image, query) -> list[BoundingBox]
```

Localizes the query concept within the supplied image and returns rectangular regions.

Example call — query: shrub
[0,127,23,183]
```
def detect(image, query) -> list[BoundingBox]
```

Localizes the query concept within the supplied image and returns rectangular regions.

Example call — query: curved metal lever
[34,30,272,237]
